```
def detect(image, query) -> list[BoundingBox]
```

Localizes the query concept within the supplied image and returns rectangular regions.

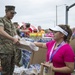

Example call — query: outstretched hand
[41,61,53,68]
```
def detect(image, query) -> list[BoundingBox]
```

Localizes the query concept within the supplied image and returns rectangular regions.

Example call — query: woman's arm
[53,62,74,73]
[34,42,47,48]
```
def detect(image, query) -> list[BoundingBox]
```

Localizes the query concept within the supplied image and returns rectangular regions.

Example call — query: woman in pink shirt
[34,24,74,75]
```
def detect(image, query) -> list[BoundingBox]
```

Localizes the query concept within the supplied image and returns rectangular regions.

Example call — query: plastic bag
[29,42,39,51]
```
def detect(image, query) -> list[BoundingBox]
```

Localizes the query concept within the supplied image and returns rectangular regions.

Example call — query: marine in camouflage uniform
[0,6,19,75]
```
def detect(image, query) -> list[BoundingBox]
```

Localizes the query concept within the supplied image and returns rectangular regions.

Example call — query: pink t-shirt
[46,40,74,75]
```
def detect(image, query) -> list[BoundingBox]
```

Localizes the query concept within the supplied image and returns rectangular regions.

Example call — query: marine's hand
[13,38,20,45]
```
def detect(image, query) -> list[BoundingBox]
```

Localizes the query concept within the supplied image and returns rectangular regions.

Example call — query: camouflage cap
[5,5,16,14]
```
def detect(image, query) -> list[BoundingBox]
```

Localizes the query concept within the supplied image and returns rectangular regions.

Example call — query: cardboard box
[18,40,46,66]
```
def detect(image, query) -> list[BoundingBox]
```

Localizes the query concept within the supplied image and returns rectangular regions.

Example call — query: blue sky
[0,0,75,29]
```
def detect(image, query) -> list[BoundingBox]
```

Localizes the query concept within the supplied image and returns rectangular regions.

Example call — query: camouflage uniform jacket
[0,16,16,54]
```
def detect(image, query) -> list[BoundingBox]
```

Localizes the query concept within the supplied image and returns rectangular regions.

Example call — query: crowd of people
[13,22,54,39]
[0,5,75,75]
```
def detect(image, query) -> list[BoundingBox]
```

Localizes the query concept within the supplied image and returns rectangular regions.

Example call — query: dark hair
[33,29,37,33]
[13,22,18,25]
[58,24,72,43]
[26,23,30,28]
[20,26,24,29]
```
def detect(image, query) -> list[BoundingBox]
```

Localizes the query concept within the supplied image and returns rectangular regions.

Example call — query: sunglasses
[10,12,16,15]
[53,31,59,33]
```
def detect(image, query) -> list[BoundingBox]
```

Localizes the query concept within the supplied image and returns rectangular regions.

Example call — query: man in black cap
[0,5,20,75]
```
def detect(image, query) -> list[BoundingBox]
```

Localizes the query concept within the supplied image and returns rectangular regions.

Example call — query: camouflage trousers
[15,48,21,66]
[0,53,15,75]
